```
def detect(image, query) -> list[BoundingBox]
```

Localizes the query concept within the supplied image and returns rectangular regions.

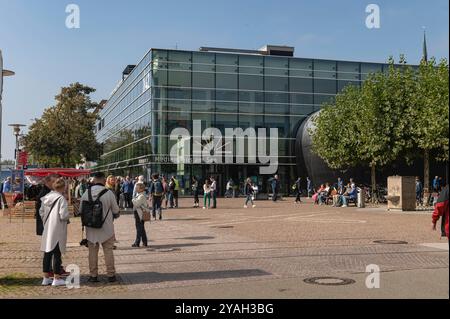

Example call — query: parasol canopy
[24,168,91,177]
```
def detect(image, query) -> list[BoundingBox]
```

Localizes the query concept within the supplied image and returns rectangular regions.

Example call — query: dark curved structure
[295,112,448,188]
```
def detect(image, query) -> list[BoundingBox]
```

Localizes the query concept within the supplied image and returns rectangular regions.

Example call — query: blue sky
[0,0,448,160]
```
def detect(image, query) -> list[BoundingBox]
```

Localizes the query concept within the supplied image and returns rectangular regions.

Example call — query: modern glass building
[94,45,396,194]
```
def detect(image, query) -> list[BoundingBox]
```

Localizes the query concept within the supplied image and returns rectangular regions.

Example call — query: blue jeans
[152,196,162,217]
[211,191,217,208]
[341,195,355,206]
[168,192,174,207]
[134,212,147,246]
[245,195,254,206]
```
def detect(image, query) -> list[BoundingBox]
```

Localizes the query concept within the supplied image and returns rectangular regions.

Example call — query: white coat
[39,191,70,254]
[132,192,149,221]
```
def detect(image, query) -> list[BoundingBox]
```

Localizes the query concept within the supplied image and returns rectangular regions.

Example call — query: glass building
[95,45,392,194]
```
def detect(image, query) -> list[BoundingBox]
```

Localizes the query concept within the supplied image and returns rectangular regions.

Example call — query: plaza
[0,198,448,299]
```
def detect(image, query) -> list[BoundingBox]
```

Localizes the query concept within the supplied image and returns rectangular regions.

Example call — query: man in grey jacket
[79,172,120,283]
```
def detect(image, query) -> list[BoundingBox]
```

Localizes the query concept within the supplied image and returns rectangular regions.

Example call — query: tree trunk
[423,150,430,191]
[371,163,377,203]
[423,149,430,204]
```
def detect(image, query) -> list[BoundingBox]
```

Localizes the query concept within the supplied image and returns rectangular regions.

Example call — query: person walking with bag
[149,173,164,220]
[79,172,120,283]
[39,178,70,287]
[132,182,149,247]
[244,178,256,208]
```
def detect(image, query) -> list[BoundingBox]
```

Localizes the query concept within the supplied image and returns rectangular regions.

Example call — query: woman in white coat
[131,182,149,247]
[39,178,70,287]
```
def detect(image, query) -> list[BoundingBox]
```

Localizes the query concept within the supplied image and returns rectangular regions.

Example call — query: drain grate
[304,277,355,286]
[373,240,408,245]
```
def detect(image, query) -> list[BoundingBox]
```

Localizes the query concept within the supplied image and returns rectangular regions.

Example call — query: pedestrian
[306,177,313,198]
[39,178,70,287]
[415,176,423,206]
[337,177,344,194]
[162,176,169,209]
[79,172,120,283]
[244,178,256,208]
[225,179,234,198]
[0,178,6,209]
[133,175,145,198]
[114,177,122,206]
[105,175,116,192]
[271,175,280,202]
[192,176,199,208]
[74,178,88,200]
[149,173,164,220]
[432,176,440,192]
[210,176,217,209]
[36,174,60,236]
[2,176,12,193]
[293,177,302,203]
[203,179,211,209]
[432,185,449,249]
[340,183,357,207]
[172,176,180,208]
[121,176,134,209]
[132,182,149,247]
[168,177,176,208]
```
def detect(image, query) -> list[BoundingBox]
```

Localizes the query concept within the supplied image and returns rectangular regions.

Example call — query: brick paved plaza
[0,198,448,299]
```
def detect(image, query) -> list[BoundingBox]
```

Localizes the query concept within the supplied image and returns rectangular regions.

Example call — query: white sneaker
[202,207,206,209]
[252,205,256,208]
[41,277,53,286]
[51,278,66,287]
[342,205,348,208]
[244,205,248,208]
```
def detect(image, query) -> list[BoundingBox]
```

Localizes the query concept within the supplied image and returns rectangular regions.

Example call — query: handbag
[141,206,151,222]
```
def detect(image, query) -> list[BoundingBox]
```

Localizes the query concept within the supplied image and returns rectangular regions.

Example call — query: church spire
[422,28,428,62]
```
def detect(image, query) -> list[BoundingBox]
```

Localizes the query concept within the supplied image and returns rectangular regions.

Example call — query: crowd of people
[0,169,444,288]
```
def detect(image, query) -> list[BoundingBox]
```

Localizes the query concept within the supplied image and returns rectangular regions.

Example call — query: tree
[22,83,101,167]
[310,84,363,170]
[357,57,416,200]
[408,58,449,193]
[310,56,418,202]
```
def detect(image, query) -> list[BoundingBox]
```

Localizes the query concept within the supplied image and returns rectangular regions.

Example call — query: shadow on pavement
[147,243,209,250]
[176,236,215,240]
[120,269,272,284]
[162,218,211,221]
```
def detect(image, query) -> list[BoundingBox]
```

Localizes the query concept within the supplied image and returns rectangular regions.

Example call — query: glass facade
[95,48,389,194]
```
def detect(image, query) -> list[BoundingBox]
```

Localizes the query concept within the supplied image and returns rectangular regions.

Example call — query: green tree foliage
[310,56,449,201]
[309,84,362,170]
[22,83,101,167]
[408,58,449,191]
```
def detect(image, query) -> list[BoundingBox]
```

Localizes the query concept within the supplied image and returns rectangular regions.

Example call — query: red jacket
[432,186,449,238]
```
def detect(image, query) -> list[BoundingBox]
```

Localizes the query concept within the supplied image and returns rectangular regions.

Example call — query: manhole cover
[373,240,408,245]
[304,277,355,286]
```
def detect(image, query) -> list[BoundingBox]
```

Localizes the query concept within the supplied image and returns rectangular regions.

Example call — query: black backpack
[80,187,110,229]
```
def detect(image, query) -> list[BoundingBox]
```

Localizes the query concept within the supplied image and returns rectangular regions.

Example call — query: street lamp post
[0,49,15,184]
[8,124,25,169]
